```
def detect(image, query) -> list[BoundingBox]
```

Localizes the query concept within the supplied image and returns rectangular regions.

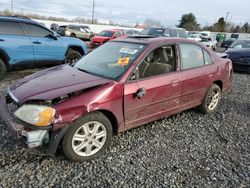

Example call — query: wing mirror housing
[48,33,58,40]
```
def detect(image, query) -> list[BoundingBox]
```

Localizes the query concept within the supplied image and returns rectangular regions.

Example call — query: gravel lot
[0,68,249,187]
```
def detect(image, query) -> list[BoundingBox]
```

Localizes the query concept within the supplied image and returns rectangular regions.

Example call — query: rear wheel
[199,84,221,114]
[62,112,113,162]
[65,49,82,65]
[0,59,7,80]
[70,33,76,38]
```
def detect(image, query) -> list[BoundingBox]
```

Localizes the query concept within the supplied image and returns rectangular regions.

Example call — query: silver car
[57,25,94,40]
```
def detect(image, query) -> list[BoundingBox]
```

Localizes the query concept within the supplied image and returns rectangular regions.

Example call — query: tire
[65,49,82,65]
[0,59,7,80]
[70,33,76,38]
[199,84,221,114]
[62,112,113,162]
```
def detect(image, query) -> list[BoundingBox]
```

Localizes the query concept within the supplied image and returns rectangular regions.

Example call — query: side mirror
[47,33,57,40]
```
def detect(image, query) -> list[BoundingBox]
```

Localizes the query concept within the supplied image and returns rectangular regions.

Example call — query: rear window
[98,31,114,37]
[177,30,187,38]
[0,21,24,36]
[140,28,164,36]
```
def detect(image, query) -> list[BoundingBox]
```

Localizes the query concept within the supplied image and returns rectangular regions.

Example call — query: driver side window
[137,45,176,79]
[24,24,52,37]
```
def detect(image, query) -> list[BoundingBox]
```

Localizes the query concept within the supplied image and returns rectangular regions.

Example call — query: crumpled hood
[9,65,112,104]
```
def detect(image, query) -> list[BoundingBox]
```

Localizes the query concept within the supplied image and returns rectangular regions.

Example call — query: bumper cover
[0,95,25,139]
[0,94,69,155]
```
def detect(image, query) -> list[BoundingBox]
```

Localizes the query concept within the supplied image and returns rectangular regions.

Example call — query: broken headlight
[14,105,55,127]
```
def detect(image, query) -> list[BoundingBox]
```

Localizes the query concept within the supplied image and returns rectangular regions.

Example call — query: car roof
[0,16,38,24]
[113,37,197,45]
[103,29,124,32]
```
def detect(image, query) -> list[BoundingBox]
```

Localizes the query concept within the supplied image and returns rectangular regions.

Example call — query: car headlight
[14,105,56,127]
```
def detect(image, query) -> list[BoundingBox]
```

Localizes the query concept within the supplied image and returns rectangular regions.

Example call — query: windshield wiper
[77,67,92,74]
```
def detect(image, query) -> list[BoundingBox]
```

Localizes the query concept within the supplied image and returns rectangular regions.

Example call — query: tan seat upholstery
[143,63,172,78]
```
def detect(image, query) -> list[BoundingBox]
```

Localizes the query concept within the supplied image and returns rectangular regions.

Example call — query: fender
[0,48,10,66]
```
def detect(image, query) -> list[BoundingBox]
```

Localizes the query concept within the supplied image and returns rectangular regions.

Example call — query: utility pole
[225,12,230,23]
[91,0,95,24]
[11,0,14,15]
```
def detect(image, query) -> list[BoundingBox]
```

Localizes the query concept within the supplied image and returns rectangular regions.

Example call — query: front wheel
[199,84,221,114]
[0,59,7,80]
[62,112,113,162]
[65,49,82,65]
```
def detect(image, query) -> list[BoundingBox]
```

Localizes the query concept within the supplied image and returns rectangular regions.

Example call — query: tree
[178,13,200,31]
[213,17,226,32]
[144,19,162,28]
[242,22,249,33]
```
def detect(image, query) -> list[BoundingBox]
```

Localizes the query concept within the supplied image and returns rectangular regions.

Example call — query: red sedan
[90,29,127,49]
[1,37,233,162]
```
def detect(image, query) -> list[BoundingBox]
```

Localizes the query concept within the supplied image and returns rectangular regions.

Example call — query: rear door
[124,44,182,128]
[178,43,207,107]
[0,21,34,66]
[23,23,65,64]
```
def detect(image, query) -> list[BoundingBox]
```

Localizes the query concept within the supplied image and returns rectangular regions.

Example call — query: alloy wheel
[71,121,107,157]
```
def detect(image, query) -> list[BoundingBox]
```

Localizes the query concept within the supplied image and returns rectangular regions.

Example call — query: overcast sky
[0,0,249,26]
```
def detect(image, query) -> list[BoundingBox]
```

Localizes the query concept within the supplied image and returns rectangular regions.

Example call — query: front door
[23,23,64,64]
[124,45,182,129]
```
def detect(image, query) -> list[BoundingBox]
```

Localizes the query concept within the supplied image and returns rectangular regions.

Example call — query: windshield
[140,28,164,36]
[230,40,250,49]
[74,42,146,80]
[98,31,114,37]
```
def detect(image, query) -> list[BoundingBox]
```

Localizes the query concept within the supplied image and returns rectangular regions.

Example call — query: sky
[0,0,249,26]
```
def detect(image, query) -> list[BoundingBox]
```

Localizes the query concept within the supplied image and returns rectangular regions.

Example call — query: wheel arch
[97,109,119,135]
[0,49,10,67]
[213,80,223,91]
[66,45,85,56]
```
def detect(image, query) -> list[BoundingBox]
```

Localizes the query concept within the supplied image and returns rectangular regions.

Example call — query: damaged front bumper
[0,94,50,147]
[0,94,67,155]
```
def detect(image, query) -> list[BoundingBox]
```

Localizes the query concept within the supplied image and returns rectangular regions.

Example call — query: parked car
[200,37,217,50]
[188,34,202,42]
[1,37,233,162]
[57,25,94,40]
[50,23,59,31]
[90,29,127,49]
[0,16,88,80]
[225,39,250,73]
[139,27,187,38]
[126,29,140,36]
[221,38,237,49]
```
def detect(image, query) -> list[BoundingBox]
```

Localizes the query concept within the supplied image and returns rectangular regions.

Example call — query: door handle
[33,41,41,44]
[135,88,146,99]
[0,39,4,42]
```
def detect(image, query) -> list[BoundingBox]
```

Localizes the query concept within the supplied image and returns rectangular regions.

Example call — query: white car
[188,34,202,42]
[201,37,217,50]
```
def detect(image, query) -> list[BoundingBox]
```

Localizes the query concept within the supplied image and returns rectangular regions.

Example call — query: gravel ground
[0,69,249,187]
